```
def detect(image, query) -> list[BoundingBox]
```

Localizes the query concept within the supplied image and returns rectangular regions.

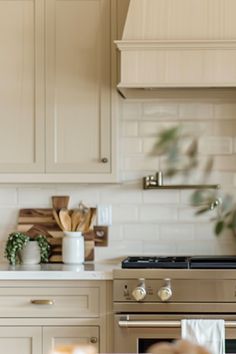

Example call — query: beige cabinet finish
[0,327,41,354]
[46,0,111,174]
[0,280,113,353]
[0,0,117,183]
[0,0,44,173]
[43,326,99,354]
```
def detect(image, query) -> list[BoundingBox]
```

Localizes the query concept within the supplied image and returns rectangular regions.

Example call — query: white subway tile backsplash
[0,187,17,206]
[214,103,236,119]
[123,224,159,241]
[139,122,177,137]
[0,208,18,226]
[142,241,177,254]
[199,137,233,155]
[143,102,179,119]
[121,101,142,120]
[179,103,213,120]
[112,205,139,223]
[18,187,56,207]
[178,207,214,222]
[121,122,138,137]
[159,224,194,241]
[143,190,179,204]
[95,240,143,261]
[99,183,142,204]
[139,205,178,222]
[213,156,236,171]
[123,156,159,171]
[122,138,142,154]
[108,225,124,241]
[142,138,158,154]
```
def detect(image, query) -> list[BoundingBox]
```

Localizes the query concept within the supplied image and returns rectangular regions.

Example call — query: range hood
[115,0,236,98]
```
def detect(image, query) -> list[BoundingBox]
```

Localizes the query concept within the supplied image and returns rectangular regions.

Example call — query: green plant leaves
[215,221,225,235]
[4,232,51,265]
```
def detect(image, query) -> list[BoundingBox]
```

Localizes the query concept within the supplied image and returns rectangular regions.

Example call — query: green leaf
[195,206,211,215]
[215,220,225,235]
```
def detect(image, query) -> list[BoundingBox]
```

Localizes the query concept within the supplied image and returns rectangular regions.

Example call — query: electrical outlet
[97,205,112,226]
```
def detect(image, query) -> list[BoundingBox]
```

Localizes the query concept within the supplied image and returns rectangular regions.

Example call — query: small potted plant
[5,232,51,265]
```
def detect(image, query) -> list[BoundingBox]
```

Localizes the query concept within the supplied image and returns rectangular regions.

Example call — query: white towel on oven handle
[181,319,225,354]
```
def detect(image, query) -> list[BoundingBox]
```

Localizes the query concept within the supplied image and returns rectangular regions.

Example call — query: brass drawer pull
[90,337,98,344]
[31,299,55,305]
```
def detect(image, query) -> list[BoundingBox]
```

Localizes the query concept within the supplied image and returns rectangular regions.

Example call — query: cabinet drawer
[0,287,99,318]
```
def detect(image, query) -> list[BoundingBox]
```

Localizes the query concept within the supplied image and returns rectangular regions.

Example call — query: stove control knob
[132,278,146,302]
[132,286,146,302]
[157,278,172,302]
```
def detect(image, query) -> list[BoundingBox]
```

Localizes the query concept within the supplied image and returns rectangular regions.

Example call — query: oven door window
[139,339,236,354]
[226,340,236,353]
[139,339,174,353]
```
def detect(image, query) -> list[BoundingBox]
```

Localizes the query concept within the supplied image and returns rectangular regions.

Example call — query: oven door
[114,314,236,353]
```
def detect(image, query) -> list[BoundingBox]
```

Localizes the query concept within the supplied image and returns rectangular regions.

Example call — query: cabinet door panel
[0,0,44,172]
[43,326,99,354]
[0,327,41,354]
[46,0,111,173]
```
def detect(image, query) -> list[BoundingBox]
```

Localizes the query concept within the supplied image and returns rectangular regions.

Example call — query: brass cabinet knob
[90,337,98,344]
[101,157,108,163]
[31,299,55,305]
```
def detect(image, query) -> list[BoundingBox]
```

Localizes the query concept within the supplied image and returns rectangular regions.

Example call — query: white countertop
[0,262,121,280]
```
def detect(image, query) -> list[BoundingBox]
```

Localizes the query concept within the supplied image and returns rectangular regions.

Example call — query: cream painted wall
[0,96,236,262]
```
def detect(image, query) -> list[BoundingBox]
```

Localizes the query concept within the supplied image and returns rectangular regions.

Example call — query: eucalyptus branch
[154,126,236,237]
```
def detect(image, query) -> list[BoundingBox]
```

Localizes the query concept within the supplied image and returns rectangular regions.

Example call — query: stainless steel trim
[118,320,236,328]
[143,172,220,190]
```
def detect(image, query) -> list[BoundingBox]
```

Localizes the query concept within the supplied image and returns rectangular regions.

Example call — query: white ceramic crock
[62,231,84,264]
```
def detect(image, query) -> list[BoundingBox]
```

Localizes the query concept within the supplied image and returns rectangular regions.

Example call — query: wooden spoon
[79,208,92,233]
[59,208,72,231]
[52,208,64,230]
[71,209,83,231]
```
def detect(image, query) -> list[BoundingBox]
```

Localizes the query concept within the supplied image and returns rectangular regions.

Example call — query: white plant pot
[20,241,41,265]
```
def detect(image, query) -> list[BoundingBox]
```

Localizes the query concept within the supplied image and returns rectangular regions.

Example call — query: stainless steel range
[113,256,236,353]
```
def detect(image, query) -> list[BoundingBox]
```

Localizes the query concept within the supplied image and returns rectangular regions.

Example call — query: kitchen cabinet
[0,327,41,354]
[0,280,113,354]
[0,0,118,183]
[43,326,99,354]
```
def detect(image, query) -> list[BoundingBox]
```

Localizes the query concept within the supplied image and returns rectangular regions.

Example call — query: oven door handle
[118,320,236,328]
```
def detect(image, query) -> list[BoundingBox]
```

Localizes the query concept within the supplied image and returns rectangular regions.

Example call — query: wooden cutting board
[17,209,94,262]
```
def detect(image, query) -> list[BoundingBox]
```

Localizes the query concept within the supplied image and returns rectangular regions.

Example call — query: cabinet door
[46,0,111,174]
[0,327,41,354]
[43,326,99,354]
[0,0,44,173]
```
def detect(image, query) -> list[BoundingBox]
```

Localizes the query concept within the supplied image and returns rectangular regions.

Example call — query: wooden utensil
[71,209,83,231]
[59,208,72,231]
[52,208,63,230]
[52,196,70,211]
[79,208,92,233]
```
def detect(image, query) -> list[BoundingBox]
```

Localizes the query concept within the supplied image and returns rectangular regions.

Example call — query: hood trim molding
[116,40,236,50]
[116,39,236,97]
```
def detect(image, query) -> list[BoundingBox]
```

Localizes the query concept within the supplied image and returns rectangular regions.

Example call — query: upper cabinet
[0,0,45,173]
[0,0,118,183]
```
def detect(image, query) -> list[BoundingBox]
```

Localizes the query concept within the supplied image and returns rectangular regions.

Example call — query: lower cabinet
[0,327,41,354]
[0,326,99,354]
[0,280,113,354]
[43,326,99,354]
